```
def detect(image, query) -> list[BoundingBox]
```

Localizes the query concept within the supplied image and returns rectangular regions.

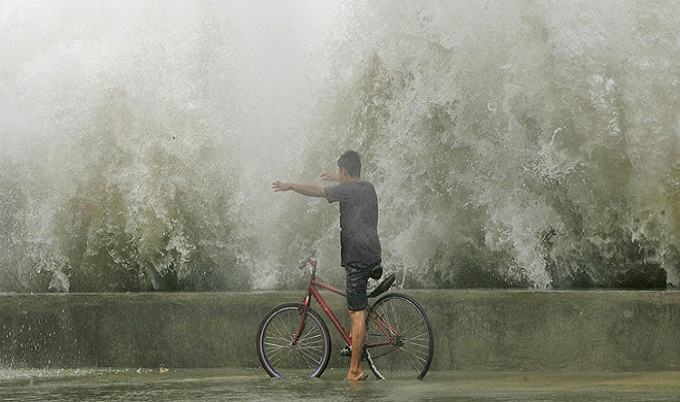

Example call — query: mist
[1,0,679,292]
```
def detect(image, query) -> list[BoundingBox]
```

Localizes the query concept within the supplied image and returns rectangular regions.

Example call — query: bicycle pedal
[340,346,352,357]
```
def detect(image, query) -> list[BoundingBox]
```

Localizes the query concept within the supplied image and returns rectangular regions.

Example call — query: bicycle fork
[291,295,313,346]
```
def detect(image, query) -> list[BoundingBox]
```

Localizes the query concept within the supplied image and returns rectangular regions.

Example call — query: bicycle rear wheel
[365,293,434,379]
[257,302,331,378]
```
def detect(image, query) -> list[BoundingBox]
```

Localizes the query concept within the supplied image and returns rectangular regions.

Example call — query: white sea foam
[1,0,678,290]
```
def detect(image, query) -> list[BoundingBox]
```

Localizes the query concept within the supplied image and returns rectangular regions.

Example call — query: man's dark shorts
[344,262,382,312]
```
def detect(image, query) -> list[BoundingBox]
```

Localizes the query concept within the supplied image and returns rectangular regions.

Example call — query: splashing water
[0,0,338,291]
[1,0,679,291]
[276,0,680,290]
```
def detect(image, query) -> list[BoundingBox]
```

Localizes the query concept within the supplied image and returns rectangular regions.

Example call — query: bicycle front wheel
[365,293,434,379]
[257,302,331,378]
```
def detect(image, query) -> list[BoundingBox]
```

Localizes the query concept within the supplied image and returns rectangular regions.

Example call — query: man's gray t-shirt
[325,181,381,267]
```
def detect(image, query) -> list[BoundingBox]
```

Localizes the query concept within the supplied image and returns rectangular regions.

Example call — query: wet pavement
[2,368,680,401]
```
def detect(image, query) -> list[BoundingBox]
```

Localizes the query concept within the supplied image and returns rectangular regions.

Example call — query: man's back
[325,181,381,267]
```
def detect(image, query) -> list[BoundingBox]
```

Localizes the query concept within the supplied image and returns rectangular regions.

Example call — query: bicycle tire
[365,293,434,379]
[256,302,331,378]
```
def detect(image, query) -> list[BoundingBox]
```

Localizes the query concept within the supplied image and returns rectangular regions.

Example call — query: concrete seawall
[2,290,680,371]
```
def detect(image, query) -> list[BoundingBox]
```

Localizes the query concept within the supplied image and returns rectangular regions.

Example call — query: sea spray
[0,0,335,291]
[283,0,679,289]
[1,0,679,291]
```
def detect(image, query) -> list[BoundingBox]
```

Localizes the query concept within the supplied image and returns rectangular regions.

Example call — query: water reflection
[2,369,680,402]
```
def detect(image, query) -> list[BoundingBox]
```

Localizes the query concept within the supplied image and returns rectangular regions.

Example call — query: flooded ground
[2,368,680,402]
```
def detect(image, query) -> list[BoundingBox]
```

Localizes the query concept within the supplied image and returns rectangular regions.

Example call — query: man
[272,150,381,381]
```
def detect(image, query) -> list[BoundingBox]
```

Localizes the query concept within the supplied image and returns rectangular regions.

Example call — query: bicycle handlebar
[297,250,317,270]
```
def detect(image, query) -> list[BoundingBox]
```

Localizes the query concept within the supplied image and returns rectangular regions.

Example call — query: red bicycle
[256,251,434,379]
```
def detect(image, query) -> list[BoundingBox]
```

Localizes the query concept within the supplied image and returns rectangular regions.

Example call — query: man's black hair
[338,150,361,178]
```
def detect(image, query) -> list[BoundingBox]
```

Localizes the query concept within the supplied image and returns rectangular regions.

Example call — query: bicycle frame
[291,257,395,352]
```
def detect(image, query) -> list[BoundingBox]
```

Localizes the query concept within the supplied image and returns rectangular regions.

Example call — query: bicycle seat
[369,265,383,280]
[367,273,395,299]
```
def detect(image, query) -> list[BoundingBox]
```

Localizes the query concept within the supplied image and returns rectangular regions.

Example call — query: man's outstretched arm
[272,181,325,198]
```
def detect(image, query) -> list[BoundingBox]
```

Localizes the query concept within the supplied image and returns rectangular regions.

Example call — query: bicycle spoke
[258,304,331,378]
[296,345,322,366]
[365,294,434,379]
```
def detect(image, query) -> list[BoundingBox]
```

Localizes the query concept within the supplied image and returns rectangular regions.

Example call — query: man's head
[337,150,361,178]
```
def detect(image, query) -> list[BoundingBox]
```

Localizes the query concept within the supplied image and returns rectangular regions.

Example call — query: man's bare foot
[347,371,368,381]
